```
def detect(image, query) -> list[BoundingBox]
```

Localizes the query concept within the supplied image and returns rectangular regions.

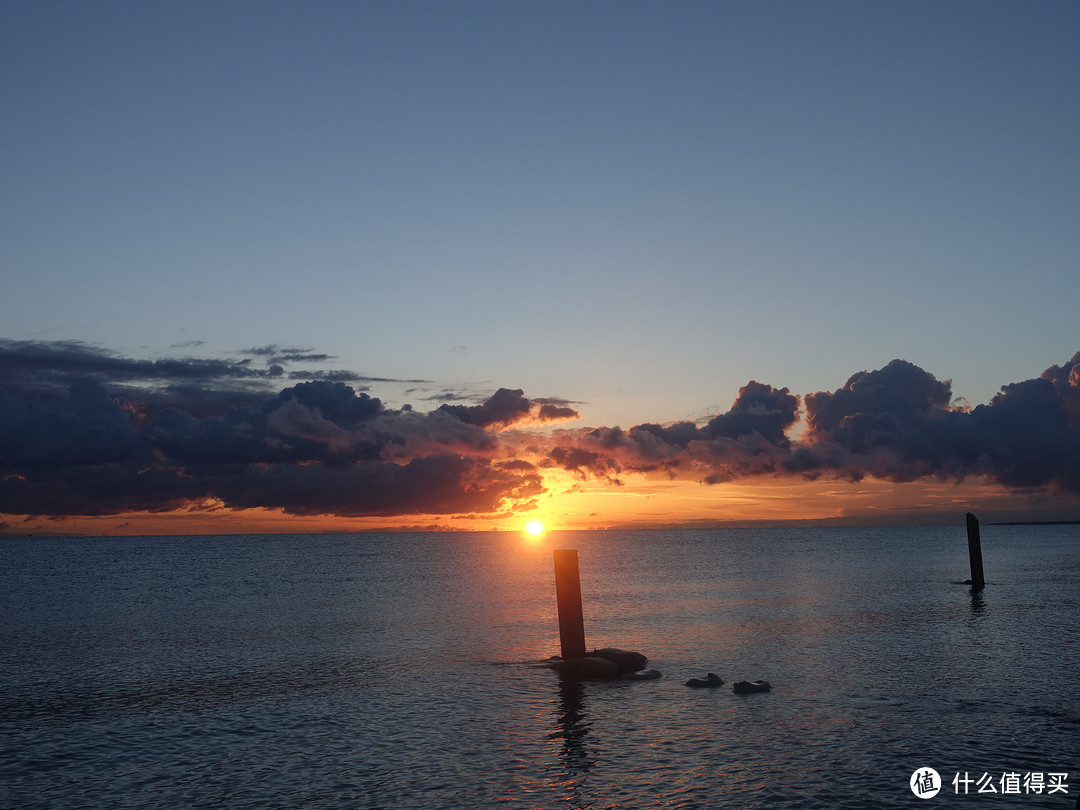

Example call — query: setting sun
[525,520,545,537]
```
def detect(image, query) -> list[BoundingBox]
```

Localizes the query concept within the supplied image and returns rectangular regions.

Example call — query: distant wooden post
[966,512,985,590]
[553,549,587,659]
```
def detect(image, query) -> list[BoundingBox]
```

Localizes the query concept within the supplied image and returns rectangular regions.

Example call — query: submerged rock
[684,673,723,688]
[621,668,662,681]
[732,679,772,694]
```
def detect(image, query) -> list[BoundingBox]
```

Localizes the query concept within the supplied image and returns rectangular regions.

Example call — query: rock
[684,673,723,688]
[549,656,620,679]
[547,647,652,680]
[592,648,648,675]
[732,679,771,693]
[621,668,662,681]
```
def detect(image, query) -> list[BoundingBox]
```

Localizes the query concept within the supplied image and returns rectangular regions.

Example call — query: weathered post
[966,512,985,590]
[553,549,587,659]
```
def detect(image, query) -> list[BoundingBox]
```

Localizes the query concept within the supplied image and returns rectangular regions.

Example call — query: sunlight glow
[525,520,545,537]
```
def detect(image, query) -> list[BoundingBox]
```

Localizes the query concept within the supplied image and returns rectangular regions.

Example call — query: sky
[2,1,1079,534]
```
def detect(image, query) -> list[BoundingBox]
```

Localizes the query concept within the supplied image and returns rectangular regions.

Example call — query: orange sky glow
[5,467,1073,537]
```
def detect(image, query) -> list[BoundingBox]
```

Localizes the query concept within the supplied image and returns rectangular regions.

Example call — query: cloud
[0,341,555,518]
[536,399,582,422]
[242,345,335,364]
[0,339,269,391]
[437,387,580,428]
[0,339,431,418]
[2,339,1079,522]
[198,455,544,517]
[544,381,800,482]
[798,359,970,481]
[0,380,145,470]
[545,353,1080,496]
[964,356,1080,491]
[791,356,1080,491]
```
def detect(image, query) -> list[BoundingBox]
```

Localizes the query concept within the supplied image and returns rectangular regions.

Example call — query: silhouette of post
[553,549,587,659]
[966,512,985,590]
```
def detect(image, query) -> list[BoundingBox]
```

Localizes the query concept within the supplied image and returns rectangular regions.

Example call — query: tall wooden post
[966,512,985,590]
[553,549,587,659]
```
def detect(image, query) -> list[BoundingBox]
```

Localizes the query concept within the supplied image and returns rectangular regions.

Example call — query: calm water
[2,526,1078,808]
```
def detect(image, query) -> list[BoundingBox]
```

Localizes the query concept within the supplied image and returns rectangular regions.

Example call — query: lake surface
[2,526,1078,808]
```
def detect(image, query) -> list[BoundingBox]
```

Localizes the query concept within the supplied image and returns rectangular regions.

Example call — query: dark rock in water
[548,656,619,679]
[621,668,662,681]
[732,679,771,693]
[591,647,648,675]
[684,673,723,688]
[547,648,651,680]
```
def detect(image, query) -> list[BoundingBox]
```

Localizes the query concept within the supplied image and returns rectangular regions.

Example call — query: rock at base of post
[548,656,620,679]
[547,647,656,680]
[592,647,647,674]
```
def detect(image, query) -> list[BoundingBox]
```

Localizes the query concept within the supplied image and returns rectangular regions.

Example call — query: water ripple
[2,527,1078,808]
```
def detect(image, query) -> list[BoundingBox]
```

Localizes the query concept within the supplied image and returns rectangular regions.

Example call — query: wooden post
[553,549,587,659]
[966,512,985,590]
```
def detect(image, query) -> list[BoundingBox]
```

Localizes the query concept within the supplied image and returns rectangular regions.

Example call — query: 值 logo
[911,767,942,798]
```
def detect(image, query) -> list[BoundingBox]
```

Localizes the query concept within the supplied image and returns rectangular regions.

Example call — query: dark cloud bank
[0,340,564,519]
[545,355,1080,499]
[2,339,1079,521]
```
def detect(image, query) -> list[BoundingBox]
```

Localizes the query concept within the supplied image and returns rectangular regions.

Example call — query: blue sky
[4,0,1078,430]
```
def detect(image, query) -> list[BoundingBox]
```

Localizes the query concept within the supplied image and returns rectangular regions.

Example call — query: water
[2,526,1078,808]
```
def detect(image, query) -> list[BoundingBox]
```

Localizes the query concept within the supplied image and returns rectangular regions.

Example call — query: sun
[525,520,545,537]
